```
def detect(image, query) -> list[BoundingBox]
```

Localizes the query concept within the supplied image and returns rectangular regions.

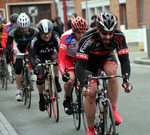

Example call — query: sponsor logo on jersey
[6,25,11,33]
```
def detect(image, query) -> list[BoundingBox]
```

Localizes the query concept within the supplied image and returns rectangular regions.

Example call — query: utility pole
[62,0,68,31]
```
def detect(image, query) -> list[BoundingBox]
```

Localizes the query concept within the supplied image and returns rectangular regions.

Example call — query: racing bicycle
[65,65,88,133]
[86,71,131,135]
[37,60,59,122]
[18,53,33,109]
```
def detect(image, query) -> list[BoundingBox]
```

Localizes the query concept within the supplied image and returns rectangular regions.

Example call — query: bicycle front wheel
[103,100,116,135]
[81,94,88,133]
[49,77,59,122]
[24,68,32,109]
[72,85,81,130]
[8,62,15,84]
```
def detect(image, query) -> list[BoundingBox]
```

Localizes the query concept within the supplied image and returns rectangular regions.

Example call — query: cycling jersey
[58,29,79,75]
[6,26,39,53]
[1,22,12,49]
[29,31,60,69]
[0,23,5,47]
[76,28,131,86]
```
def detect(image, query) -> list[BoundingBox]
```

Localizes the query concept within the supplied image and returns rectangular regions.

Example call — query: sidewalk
[0,112,18,135]
[128,43,150,65]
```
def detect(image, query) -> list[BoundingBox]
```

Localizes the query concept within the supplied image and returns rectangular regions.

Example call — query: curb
[134,58,150,65]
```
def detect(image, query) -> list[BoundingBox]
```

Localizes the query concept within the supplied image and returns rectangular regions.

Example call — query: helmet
[71,16,89,33]
[17,13,30,28]
[38,19,53,34]
[10,13,19,23]
[97,12,117,31]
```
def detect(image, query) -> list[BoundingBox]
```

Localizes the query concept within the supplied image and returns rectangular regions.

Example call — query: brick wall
[110,0,120,29]
[126,0,139,29]
[144,0,150,28]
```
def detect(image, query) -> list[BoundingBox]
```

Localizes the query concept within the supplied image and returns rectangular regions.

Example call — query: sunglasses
[100,31,114,36]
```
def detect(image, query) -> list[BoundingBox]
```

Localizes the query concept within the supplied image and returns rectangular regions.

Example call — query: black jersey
[6,26,39,53]
[29,31,60,68]
[76,28,131,86]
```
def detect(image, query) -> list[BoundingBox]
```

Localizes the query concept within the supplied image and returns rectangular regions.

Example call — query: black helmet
[97,12,117,31]
[38,19,53,34]
[10,13,19,23]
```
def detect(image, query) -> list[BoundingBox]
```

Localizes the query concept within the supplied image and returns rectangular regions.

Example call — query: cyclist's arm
[58,35,68,75]
[6,28,15,53]
[53,31,60,52]
[76,38,91,87]
[28,37,37,69]
[116,33,131,79]
[1,25,9,49]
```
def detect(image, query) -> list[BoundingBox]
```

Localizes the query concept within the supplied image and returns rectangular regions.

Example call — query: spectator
[53,16,64,37]
[67,13,72,30]
[90,15,97,28]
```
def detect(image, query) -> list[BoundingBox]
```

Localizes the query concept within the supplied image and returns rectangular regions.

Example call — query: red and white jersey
[1,22,12,49]
[58,29,79,75]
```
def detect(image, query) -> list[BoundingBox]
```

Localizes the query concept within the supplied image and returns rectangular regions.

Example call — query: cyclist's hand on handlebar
[122,82,133,93]
[62,73,70,82]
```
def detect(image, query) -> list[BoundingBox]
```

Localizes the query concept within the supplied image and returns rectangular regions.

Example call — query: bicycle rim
[50,78,59,122]
[72,85,81,130]
[103,100,116,135]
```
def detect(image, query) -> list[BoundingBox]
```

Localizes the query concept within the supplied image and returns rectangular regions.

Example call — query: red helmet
[71,16,89,32]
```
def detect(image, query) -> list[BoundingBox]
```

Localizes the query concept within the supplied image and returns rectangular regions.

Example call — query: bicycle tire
[103,100,116,135]
[44,79,52,117]
[50,77,59,122]
[81,94,88,133]
[94,97,103,135]
[8,62,15,84]
[72,84,81,130]
[4,65,8,90]
[25,68,32,109]
[1,74,4,89]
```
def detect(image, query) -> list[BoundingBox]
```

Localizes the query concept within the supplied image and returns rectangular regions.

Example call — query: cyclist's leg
[35,55,45,111]
[49,51,62,92]
[102,53,122,124]
[63,57,76,115]
[15,57,23,101]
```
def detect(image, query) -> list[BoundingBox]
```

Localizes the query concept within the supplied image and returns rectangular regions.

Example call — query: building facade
[0,0,150,29]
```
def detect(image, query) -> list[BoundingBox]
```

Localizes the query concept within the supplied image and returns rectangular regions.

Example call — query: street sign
[28,6,38,16]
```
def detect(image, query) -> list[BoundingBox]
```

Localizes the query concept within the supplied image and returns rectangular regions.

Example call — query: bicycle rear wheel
[49,77,59,122]
[72,85,81,130]
[103,100,116,135]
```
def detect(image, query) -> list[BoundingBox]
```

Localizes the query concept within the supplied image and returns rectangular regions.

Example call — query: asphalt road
[0,51,150,135]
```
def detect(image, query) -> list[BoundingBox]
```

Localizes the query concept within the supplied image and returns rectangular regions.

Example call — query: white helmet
[17,13,30,28]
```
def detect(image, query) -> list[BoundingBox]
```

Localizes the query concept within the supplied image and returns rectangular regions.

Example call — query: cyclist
[1,13,19,75]
[76,12,132,135]
[28,19,62,111]
[0,17,5,81]
[58,16,89,115]
[6,13,39,101]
